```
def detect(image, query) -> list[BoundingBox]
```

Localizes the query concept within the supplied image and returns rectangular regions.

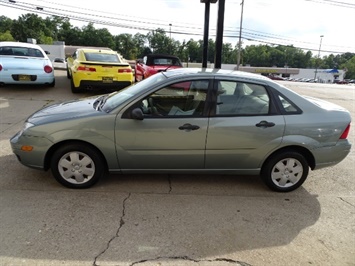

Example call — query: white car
[0,41,55,87]
[52,57,67,70]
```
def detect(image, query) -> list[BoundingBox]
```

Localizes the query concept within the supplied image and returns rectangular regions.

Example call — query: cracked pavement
[0,72,354,266]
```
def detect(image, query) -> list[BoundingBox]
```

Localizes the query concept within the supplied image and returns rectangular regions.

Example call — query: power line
[0,0,353,54]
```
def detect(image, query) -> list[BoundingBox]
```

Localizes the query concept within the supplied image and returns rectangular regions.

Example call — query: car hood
[27,96,101,125]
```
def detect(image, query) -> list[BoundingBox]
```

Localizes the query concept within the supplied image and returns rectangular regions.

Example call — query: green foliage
[340,55,355,79]
[0,16,13,33]
[0,30,15,41]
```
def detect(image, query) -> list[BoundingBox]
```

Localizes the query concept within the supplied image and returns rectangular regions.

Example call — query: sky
[1,0,355,57]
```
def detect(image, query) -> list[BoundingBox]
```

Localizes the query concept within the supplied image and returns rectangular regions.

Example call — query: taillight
[118,68,132,73]
[340,124,350,139]
[77,66,96,72]
[0,64,2,71]
[44,65,53,73]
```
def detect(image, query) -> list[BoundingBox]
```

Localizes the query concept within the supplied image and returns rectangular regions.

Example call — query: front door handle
[255,120,275,128]
[179,123,200,131]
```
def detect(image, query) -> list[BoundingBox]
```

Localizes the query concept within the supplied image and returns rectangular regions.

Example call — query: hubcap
[58,151,95,184]
[271,158,303,188]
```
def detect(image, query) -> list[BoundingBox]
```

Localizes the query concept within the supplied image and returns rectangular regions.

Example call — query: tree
[11,14,51,43]
[0,30,15,41]
[147,28,171,54]
[133,33,149,58]
[58,21,83,46]
[340,55,355,79]
[0,16,13,33]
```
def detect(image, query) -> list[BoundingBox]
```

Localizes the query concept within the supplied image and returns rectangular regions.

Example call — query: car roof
[163,67,273,82]
[0,41,43,49]
[78,48,116,54]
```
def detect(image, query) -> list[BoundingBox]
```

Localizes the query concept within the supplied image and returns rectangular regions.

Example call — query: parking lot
[0,70,354,266]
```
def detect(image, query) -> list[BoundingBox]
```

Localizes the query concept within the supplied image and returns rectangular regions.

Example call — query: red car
[135,54,183,82]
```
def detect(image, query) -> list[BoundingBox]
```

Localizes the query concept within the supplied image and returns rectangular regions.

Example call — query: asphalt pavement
[0,70,354,266]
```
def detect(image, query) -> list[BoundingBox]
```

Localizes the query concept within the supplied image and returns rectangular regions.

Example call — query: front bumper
[10,131,53,170]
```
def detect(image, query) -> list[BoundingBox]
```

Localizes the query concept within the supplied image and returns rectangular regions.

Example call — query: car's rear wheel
[261,151,309,192]
[50,143,106,189]
[66,68,71,79]
[70,77,83,93]
[49,79,55,87]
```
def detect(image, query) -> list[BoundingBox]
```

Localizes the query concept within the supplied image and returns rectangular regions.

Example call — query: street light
[314,35,324,82]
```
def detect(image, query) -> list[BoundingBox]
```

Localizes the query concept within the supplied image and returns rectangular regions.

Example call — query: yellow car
[67,48,134,93]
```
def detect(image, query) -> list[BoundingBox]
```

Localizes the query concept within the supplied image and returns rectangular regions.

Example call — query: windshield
[102,73,167,112]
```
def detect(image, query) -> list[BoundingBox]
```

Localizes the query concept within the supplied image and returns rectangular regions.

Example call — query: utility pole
[214,0,225,69]
[236,0,244,70]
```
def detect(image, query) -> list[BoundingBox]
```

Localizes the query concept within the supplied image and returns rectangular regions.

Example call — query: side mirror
[45,51,50,55]
[131,108,144,120]
[136,58,143,64]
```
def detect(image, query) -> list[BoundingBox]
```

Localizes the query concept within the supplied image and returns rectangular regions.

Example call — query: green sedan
[10,68,352,192]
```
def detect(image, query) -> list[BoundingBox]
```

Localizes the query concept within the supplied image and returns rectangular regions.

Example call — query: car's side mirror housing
[131,108,144,120]
[45,51,50,55]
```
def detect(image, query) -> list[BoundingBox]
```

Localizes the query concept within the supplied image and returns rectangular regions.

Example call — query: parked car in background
[0,41,55,87]
[267,75,284,81]
[334,79,349,84]
[52,57,67,69]
[10,68,352,192]
[135,54,183,82]
[66,48,134,93]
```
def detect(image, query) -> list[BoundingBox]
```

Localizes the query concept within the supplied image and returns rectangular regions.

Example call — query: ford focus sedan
[10,68,352,192]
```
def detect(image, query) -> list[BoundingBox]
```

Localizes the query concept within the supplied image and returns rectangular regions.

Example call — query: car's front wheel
[50,143,106,189]
[261,151,309,192]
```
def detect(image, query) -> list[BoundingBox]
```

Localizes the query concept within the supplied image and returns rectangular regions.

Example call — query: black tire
[71,77,83,93]
[66,67,71,79]
[261,151,309,192]
[50,143,106,189]
[49,79,55,87]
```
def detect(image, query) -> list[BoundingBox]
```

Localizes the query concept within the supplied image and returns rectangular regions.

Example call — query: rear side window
[216,81,270,116]
[277,95,302,114]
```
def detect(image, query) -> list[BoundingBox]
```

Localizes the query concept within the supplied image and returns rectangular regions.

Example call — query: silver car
[0,41,55,87]
[10,68,352,192]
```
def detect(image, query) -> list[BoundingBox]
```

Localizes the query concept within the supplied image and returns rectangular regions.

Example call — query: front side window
[216,81,270,115]
[139,80,209,117]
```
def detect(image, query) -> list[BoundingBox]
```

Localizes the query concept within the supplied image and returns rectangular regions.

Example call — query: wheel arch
[262,145,315,171]
[44,140,108,171]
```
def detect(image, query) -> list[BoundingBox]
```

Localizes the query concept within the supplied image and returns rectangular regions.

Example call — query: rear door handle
[255,120,275,128]
[179,123,200,131]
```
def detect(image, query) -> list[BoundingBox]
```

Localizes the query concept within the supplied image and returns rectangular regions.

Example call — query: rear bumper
[0,74,54,85]
[313,140,352,169]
